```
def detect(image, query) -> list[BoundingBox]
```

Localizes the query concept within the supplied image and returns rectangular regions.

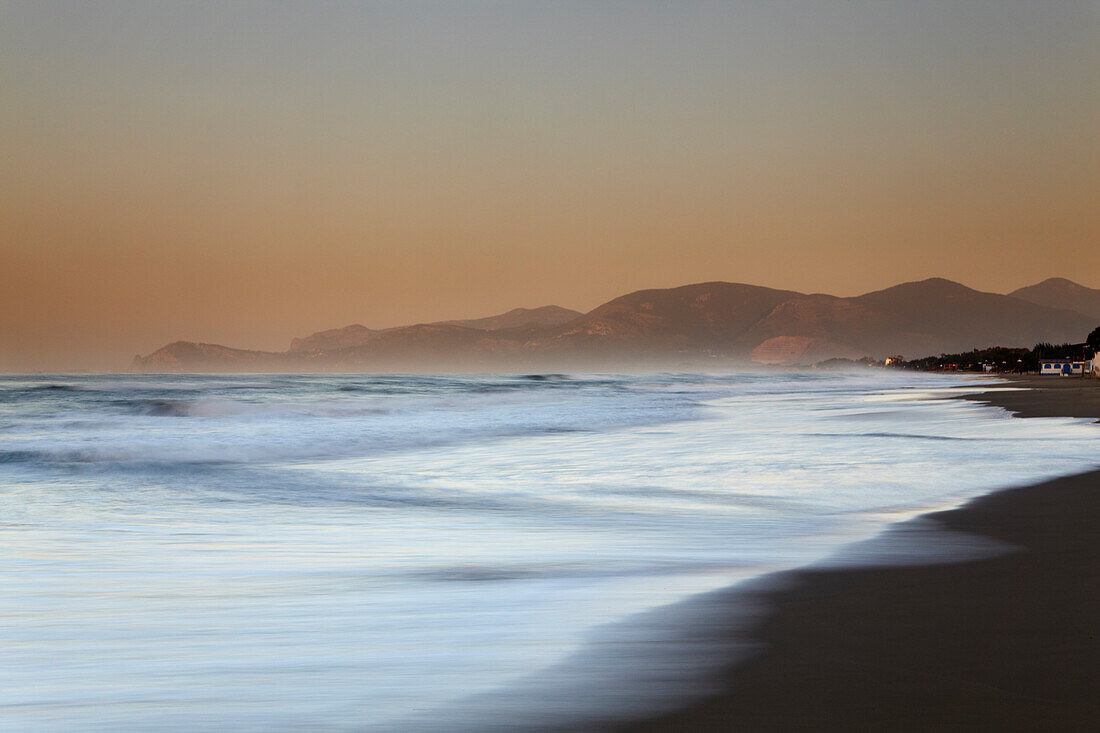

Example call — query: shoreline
[606,374,1100,731]
[959,373,1100,421]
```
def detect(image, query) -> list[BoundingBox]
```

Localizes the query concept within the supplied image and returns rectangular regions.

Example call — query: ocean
[2,372,1098,731]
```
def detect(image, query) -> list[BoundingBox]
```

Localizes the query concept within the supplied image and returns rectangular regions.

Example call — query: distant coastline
[129,276,1100,373]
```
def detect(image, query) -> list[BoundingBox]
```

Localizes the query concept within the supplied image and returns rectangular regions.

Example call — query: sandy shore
[613,375,1100,731]
[960,374,1100,420]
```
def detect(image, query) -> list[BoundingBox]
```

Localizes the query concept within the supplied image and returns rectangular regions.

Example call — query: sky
[2,0,1099,371]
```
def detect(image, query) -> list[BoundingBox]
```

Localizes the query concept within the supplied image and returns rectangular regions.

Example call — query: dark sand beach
[962,374,1100,421]
[617,375,1100,732]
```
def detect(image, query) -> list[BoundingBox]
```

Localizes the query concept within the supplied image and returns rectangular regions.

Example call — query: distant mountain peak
[863,277,976,296]
[1019,277,1089,291]
[1009,278,1100,320]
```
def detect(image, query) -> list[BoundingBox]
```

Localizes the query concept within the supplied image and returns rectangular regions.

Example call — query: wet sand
[616,375,1100,731]
[961,374,1100,421]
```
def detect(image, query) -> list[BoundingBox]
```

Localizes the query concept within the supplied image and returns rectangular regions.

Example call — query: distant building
[1039,359,1085,376]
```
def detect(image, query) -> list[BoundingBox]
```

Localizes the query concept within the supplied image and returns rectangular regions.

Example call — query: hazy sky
[2,1,1099,371]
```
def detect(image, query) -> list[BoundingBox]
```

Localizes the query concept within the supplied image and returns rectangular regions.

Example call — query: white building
[1039,359,1085,376]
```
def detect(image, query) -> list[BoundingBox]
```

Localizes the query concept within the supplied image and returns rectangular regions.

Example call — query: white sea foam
[0,372,1096,731]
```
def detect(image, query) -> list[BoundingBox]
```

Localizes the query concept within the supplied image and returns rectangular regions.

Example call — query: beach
[962,374,1100,420]
[619,375,1100,731]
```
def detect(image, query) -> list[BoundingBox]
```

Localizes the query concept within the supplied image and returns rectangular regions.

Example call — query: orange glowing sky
[2,1,1099,371]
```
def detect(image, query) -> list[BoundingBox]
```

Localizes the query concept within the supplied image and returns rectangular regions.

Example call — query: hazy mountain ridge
[1009,278,1100,321]
[289,324,376,354]
[286,305,582,355]
[131,278,1098,372]
[437,305,583,332]
[547,283,800,348]
[850,278,1093,356]
[132,342,296,372]
[317,323,530,371]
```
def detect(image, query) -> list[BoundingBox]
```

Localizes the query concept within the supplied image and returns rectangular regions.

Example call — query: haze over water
[3,371,1098,730]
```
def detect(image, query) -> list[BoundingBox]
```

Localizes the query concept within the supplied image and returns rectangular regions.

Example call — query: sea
[2,371,1098,731]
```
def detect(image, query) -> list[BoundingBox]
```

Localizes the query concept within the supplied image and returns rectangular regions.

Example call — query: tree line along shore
[814,326,1100,374]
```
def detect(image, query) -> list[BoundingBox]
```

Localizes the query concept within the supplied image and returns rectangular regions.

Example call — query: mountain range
[131,277,1100,372]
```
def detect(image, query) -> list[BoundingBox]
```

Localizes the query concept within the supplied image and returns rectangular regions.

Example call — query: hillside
[851,278,1094,356]
[1009,278,1100,321]
[739,294,893,363]
[538,282,801,363]
[288,305,581,355]
[438,305,582,331]
[130,342,294,373]
[315,324,530,372]
[289,325,375,354]
[130,278,1098,371]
